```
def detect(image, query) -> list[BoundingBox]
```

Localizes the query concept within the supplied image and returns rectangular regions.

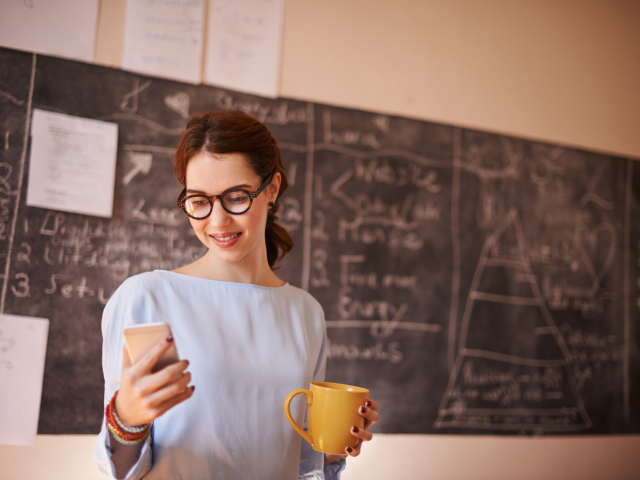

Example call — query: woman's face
[184,151,279,267]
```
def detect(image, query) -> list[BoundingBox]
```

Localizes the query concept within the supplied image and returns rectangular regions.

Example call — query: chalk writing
[215,92,306,125]
[310,248,330,288]
[31,211,205,305]
[327,338,403,364]
[123,152,153,185]
[0,51,634,436]
[164,92,190,119]
[435,209,593,432]
[120,79,151,114]
[323,110,380,149]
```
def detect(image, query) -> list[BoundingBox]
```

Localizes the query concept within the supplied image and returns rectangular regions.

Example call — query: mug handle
[284,389,314,446]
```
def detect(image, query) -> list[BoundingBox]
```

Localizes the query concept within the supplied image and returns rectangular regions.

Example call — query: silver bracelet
[112,403,149,434]
[108,422,150,445]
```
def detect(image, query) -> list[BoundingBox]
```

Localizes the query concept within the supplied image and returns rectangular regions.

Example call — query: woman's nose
[208,199,231,227]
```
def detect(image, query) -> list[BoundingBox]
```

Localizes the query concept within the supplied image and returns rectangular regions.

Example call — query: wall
[1,434,639,480]
[2,1,639,479]
[279,0,640,160]
[94,0,640,160]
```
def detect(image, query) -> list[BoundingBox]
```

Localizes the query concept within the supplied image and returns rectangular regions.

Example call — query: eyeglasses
[177,174,274,219]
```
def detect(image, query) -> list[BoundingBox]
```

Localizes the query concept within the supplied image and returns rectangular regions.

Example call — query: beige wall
[97,0,640,159]
[1,434,639,480]
[2,1,639,479]
[279,0,640,159]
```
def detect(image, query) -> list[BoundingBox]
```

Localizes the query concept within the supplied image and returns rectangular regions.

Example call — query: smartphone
[123,322,180,373]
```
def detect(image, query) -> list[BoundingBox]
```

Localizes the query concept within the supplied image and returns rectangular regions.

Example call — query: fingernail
[352,426,359,433]
[192,385,196,392]
[166,335,173,342]
[346,447,353,453]
[185,359,190,366]
[365,400,372,407]
[360,406,367,414]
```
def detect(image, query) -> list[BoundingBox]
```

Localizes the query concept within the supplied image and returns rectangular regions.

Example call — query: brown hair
[173,110,293,269]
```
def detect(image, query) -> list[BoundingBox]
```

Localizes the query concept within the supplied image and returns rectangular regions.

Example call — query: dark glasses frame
[177,174,274,219]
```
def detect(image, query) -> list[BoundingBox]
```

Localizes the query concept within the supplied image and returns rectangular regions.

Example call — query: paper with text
[204,0,285,98]
[122,0,205,84]
[0,314,49,446]
[27,110,118,218]
[0,0,98,63]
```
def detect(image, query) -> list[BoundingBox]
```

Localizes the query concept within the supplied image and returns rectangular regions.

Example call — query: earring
[268,202,274,208]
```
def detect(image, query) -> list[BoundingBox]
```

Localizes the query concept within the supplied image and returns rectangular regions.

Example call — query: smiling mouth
[211,232,240,241]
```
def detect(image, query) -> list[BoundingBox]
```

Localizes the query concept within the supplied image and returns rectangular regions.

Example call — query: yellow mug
[284,381,370,454]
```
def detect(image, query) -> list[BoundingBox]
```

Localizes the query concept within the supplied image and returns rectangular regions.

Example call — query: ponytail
[265,204,293,269]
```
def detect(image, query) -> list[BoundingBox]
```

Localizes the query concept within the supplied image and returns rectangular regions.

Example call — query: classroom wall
[2,1,639,479]
[94,0,640,160]
[2,434,639,480]
[278,0,640,160]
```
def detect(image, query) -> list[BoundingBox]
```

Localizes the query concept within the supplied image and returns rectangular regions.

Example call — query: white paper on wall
[204,0,285,98]
[27,109,119,218]
[122,0,206,84]
[0,314,49,446]
[0,0,99,63]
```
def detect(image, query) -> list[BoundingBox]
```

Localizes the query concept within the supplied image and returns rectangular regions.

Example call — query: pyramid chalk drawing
[434,208,592,432]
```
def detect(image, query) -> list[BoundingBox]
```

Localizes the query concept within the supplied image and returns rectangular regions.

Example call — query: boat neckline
[155,269,290,290]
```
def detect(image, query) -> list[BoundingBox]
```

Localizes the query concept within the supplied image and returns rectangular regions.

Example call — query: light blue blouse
[94,270,346,479]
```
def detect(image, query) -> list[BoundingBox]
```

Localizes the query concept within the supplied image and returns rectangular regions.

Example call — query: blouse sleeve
[94,282,153,479]
[298,320,347,480]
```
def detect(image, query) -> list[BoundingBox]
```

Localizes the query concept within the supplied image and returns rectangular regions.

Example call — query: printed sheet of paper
[204,0,285,98]
[27,109,118,218]
[0,0,98,63]
[122,0,205,84]
[0,314,49,446]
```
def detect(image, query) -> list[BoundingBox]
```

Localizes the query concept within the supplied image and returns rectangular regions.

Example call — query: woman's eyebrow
[186,184,253,194]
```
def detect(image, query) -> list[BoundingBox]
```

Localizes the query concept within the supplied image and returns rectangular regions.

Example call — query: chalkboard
[0,47,638,435]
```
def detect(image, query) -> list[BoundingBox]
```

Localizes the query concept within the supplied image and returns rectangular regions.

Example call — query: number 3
[11,273,30,298]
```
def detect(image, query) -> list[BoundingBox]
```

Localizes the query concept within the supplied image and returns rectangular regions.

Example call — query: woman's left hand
[324,399,380,464]
[346,398,379,456]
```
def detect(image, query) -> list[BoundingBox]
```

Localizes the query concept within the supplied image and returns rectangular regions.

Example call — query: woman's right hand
[115,335,194,427]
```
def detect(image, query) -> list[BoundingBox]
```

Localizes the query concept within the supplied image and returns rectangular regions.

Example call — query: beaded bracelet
[107,421,149,445]
[106,404,148,440]
[105,390,150,446]
[106,402,149,443]
[107,393,150,438]
[108,429,148,445]
[110,391,149,434]
[107,407,149,445]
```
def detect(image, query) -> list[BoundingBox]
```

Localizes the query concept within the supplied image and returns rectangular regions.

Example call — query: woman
[95,110,379,479]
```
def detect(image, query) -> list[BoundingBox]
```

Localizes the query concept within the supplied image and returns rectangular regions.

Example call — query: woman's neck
[174,250,284,287]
